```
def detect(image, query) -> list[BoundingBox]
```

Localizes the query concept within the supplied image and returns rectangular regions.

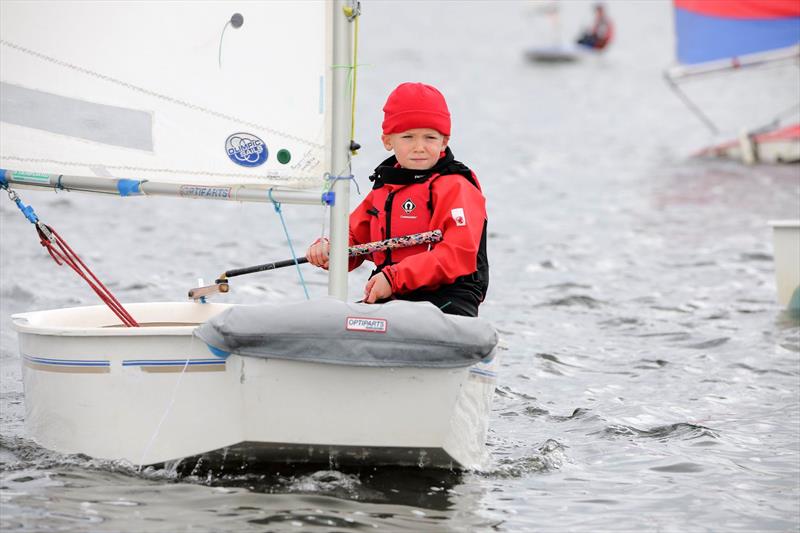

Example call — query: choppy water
[2,1,799,531]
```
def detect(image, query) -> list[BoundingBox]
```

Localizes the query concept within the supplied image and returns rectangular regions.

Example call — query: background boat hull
[769,221,800,309]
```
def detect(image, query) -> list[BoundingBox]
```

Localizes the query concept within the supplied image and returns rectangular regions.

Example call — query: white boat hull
[13,302,497,469]
[769,220,800,310]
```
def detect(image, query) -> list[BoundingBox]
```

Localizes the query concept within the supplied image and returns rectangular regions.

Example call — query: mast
[327,0,355,300]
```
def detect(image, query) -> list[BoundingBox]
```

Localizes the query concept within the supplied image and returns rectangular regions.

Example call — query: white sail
[0,1,332,191]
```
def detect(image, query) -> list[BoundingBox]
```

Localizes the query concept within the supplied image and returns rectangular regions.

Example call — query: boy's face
[381,128,449,170]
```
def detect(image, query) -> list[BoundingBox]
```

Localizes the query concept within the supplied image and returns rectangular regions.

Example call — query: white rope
[136,357,191,471]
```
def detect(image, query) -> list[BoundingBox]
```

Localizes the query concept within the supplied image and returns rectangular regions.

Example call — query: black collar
[369,147,456,188]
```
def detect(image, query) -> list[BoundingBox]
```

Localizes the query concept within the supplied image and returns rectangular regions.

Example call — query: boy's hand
[305,238,330,269]
[364,272,392,303]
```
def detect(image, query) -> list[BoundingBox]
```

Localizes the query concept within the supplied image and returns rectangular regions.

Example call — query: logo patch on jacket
[451,207,466,226]
[401,198,416,214]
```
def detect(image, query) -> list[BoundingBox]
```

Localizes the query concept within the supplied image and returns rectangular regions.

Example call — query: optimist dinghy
[13,299,498,469]
[1,1,500,470]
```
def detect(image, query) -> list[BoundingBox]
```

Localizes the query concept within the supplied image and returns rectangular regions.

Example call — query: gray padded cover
[195,297,498,368]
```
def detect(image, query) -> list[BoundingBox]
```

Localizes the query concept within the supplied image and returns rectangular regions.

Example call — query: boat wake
[483,439,568,479]
[591,422,720,442]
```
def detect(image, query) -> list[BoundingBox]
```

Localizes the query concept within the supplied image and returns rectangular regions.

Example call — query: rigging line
[750,102,800,135]
[333,1,365,157]
[0,39,324,149]
[349,5,360,153]
[319,201,329,243]
[331,62,366,155]
[317,176,330,242]
[770,102,800,123]
[326,172,360,196]
[268,189,310,300]
[318,152,358,241]
[38,225,139,327]
[137,356,191,471]
[319,158,360,197]
[2,182,138,326]
[218,13,244,69]
[218,20,231,68]
[663,72,720,135]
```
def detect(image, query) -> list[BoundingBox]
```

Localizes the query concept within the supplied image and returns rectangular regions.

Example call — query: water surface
[2,1,799,531]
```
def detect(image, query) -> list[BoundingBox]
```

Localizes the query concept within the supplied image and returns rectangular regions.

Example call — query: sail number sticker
[345,317,388,333]
[225,132,268,167]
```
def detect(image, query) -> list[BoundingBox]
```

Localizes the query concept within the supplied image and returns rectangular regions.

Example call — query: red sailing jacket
[348,148,488,299]
[591,14,614,49]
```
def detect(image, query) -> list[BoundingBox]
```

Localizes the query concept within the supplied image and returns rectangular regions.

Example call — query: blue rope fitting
[268,188,282,213]
[15,197,39,224]
[1,170,39,223]
[322,191,335,205]
[117,178,142,197]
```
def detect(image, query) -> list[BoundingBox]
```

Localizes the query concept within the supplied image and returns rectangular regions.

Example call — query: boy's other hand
[305,238,330,270]
[364,273,392,303]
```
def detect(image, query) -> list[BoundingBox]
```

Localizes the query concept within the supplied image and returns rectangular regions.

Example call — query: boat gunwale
[768,219,800,229]
[10,301,231,337]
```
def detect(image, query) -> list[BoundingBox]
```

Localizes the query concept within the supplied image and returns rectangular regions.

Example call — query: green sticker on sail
[277,149,291,164]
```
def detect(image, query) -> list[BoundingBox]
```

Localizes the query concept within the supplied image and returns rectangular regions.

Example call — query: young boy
[306,82,488,317]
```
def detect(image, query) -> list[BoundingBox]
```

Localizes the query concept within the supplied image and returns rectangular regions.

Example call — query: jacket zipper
[383,191,396,265]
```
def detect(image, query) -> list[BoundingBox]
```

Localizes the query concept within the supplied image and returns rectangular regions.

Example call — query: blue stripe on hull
[22,355,225,369]
[24,355,110,367]
[469,367,497,379]
[122,359,225,368]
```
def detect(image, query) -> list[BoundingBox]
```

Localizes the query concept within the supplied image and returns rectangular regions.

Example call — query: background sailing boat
[664,0,800,164]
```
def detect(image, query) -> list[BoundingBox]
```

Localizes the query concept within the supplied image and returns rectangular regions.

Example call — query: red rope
[37,224,140,327]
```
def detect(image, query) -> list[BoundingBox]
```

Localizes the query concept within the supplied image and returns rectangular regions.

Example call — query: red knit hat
[381,82,451,136]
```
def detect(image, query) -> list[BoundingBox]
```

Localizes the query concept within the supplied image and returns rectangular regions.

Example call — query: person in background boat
[576,3,613,50]
[306,82,489,317]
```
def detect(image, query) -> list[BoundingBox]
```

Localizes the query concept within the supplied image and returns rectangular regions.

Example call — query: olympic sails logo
[225,132,268,167]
